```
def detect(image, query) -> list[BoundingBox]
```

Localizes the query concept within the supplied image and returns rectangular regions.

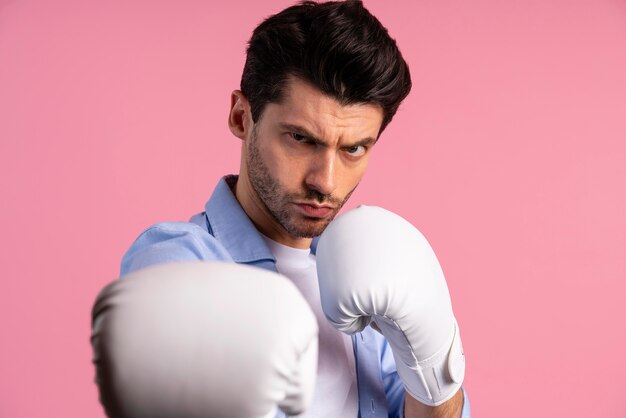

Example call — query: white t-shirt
[261,235,358,418]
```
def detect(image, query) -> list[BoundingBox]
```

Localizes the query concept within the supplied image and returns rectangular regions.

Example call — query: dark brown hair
[241,0,412,133]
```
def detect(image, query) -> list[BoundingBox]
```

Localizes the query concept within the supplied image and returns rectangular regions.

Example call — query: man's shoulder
[129,221,216,248]
[120,220,233,276]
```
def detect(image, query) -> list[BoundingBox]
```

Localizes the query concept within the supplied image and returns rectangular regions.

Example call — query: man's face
[240,76,384,241]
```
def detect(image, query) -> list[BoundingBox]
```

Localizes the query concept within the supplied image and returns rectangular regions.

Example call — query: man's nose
[304,150,337,197]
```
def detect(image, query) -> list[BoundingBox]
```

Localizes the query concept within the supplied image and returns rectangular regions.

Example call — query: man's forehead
[266,76,384,137]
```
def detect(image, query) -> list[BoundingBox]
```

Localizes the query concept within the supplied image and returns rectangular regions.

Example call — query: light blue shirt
[121,175,471,418]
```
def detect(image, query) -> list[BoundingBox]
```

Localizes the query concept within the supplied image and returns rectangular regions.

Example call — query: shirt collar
[204,175,275,264]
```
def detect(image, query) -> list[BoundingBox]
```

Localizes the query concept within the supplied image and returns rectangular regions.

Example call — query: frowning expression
[238,76,384,241]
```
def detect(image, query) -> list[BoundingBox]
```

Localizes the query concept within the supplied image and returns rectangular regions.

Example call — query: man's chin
[285,217,333,238]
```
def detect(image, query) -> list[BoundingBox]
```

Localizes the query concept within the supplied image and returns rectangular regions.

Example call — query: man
[96,1,470,417]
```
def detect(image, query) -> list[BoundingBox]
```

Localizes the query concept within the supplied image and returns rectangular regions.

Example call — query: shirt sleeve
[380,336,471,417]
[120,222,234,275]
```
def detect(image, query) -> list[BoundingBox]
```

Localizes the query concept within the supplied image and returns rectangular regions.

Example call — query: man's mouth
[294,202,335,218]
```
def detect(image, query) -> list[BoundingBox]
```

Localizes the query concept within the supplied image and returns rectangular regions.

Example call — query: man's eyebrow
[280,123,324,143]
[279,123,378,147]
[348,136,378,147]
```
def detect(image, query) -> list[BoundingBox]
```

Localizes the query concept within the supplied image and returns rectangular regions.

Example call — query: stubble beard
[246,127,355,238]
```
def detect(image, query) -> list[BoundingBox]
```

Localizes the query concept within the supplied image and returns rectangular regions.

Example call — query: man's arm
[404,388,464,418]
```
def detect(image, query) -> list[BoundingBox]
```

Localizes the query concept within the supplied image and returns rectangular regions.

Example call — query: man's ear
[228,90,253,140]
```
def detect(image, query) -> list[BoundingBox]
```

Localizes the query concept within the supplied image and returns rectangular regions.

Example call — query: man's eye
[290,132,307,142]
[345,145,366,157]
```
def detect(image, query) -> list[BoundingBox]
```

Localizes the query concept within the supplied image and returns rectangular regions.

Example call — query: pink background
[1,0,625,417]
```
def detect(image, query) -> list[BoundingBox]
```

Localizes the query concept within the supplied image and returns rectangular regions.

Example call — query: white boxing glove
[316,206,465,406]
[91,261,318,418]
